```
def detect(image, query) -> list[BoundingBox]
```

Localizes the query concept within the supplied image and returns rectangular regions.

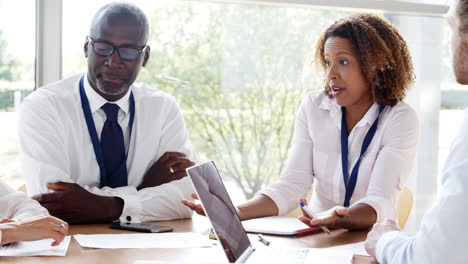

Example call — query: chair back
[18,184,27,193]
[397,186,413,229]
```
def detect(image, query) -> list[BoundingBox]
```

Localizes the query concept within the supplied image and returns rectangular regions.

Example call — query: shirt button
[126,216,132,222]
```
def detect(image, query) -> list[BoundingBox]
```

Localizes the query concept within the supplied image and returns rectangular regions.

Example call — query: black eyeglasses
[88,36,147,61]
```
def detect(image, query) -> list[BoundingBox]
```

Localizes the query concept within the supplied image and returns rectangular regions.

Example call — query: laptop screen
[187,161,251,263]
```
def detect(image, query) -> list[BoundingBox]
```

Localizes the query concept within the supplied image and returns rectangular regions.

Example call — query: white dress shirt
[18,74,195,223]
[0,181,48,221]
[259,91,419,222]
[376,108,468,264]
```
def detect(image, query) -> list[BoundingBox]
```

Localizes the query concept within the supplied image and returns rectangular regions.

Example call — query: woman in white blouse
[184,13,418,231]
[0,181,68,246]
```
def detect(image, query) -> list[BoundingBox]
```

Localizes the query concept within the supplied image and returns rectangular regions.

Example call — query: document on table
[74,232,215,249]
[305,242,369,263]
[0,236,71,257]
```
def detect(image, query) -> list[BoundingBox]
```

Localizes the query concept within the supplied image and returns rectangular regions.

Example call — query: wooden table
[1,215,377,263]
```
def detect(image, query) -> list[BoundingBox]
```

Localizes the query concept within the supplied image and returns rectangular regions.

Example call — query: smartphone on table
[109,222,174,233]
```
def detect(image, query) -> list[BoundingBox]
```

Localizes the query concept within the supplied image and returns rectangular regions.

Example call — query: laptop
[186,160,311,263]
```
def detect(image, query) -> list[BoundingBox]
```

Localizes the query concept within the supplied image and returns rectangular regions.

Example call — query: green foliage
[186,82,301,198]
[0,30,21,81]
[0,89,32,111]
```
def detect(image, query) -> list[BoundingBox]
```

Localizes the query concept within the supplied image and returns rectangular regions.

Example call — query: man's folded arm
[19,92,195,223]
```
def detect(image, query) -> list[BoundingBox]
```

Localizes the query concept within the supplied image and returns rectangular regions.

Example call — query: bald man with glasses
[18,2,196,224]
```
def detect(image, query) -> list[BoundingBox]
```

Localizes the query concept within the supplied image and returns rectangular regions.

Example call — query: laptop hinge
[236,246,256,263]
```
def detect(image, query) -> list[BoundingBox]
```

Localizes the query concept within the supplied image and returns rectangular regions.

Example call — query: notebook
[186,160,312,263]
[242,216,322,237]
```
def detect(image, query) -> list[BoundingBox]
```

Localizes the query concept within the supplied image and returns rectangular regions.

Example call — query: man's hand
[32,182,123,224]
[365,219,400,260]
[138,152,195,190]
[297,199,348,229]
[0,215,68,246]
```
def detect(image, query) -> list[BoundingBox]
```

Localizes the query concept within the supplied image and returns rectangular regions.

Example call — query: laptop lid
[187,161,252,263]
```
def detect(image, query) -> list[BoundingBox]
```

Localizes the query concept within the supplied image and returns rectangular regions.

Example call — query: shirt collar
[318,94,341,128]
[83,73,132,114]
[318,93,340,112]
[318,94,380,128]
[358,103,380,127]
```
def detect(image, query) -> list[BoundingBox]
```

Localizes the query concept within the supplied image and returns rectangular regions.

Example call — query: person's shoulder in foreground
[365,1,468,263]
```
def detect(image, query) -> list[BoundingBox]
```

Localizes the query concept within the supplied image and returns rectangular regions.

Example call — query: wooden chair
[18,184,27,193]
[397,186,413,229]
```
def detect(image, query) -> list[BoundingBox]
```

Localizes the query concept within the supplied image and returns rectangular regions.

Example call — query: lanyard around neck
[340,105,384,207]
[79,75,135,187]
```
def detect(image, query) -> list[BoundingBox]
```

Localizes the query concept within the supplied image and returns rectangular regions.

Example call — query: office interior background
[0,0,459,233]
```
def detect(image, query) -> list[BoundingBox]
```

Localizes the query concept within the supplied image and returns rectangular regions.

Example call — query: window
[0,0,35,189]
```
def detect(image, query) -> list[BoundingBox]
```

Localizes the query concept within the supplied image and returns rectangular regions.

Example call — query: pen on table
[299,201,332,235]
[257,234,271,246]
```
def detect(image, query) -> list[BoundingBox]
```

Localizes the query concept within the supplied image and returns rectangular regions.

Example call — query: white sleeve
[19,92,194,223]
[354,106,419,222]
[0,181,48,221]
[115,177,194,223]
[376,109,468,264]
[258,96,314,215]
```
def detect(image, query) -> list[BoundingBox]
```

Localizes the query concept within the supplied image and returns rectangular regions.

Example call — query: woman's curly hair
[314,13,414,106]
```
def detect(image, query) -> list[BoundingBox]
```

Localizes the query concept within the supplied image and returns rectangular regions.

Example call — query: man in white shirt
[18,2,196,224]
[365,0,468,263]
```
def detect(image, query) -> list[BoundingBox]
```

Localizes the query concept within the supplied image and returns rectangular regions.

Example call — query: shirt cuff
[354,195,396,223]
[376,230,409,263]
[117,194,143,223]
[257,189,289,216]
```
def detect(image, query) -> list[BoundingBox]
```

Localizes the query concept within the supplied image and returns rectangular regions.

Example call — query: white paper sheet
[74,232,214,249]
[305,242,369,263]
[0,235,71,257]
[249,242,369,263]
[310,241,368,256]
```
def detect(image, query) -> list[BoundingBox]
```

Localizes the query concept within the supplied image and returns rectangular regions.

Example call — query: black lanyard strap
[79,75,135,187]
[340,105,384,207]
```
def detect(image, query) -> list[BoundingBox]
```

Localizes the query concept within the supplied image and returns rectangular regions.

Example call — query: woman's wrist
[236,206,246,221]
